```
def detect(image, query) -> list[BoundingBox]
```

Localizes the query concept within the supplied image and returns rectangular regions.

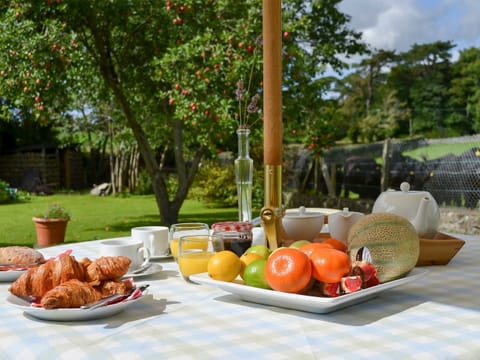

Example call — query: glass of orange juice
[169,223,210,261]
[178,234,224,281]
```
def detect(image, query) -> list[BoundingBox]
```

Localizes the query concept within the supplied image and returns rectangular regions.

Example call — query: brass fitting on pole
[261,165,283,250]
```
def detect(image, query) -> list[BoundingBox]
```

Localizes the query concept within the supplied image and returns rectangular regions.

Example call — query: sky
[338,0,480,60]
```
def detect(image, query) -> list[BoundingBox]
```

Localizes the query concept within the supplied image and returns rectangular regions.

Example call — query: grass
[404,141,479,160]
[0,194,238,247]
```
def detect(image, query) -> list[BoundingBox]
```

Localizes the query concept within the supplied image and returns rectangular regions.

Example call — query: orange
[310,247,351,283]
[299,242,334,258]
[265,248,312,294]
[322,238,348,252]
[239,252,263,279]
[207,250,241,282]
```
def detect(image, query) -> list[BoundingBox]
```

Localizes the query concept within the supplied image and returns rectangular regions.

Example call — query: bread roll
[0,246,45,265]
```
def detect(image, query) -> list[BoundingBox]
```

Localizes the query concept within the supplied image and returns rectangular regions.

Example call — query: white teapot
[372,182,440,238]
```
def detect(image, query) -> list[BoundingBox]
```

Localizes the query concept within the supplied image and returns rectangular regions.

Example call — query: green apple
[289,240,311,249]
[245,244,270,260]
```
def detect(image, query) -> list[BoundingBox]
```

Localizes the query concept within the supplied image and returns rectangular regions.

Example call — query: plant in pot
[33,203,71,247]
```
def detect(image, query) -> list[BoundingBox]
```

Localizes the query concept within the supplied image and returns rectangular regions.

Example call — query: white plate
[0,269,26,282]
[123,263,162,278]
[190,268,427,314]
[6,292,145,321]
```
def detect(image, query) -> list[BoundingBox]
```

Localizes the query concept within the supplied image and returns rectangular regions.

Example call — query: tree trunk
[89,27,207,226]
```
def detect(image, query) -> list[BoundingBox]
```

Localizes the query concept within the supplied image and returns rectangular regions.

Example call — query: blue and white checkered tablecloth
[0,234,479,359]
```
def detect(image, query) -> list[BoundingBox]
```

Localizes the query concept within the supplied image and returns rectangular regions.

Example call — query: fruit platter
[190,269,426,314]
[189,212,430,313]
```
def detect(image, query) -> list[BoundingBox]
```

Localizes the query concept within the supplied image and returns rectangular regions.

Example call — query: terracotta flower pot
[33,217,69,247]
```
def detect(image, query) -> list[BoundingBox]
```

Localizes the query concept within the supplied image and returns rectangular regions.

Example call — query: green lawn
[0,194,238,247]
[404,141,479,160]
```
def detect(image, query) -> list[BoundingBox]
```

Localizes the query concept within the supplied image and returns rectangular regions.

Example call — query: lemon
[207,250,241,282]
[242,259,271,289]
[239,252,263,279]
[244,244,270,259]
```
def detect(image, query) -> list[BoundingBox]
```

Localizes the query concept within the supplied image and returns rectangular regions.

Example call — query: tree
[388,41,454,137]
[448,47,480,134]
[0,0,365,225]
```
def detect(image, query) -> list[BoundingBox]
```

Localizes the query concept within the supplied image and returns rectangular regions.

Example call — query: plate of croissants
[0,246,46,282]
[6,252,148,321]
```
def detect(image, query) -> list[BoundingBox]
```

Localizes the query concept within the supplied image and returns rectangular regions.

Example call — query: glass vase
[235,128,254,222]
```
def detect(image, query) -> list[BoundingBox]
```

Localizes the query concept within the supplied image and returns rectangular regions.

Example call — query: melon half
[346,212,419,283]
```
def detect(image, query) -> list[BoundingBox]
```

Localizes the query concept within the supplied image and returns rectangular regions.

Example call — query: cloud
[338,0,480,53]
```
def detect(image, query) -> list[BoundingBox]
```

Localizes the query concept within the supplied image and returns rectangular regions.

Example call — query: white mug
[100,239,150,271]
[131,226,169,257]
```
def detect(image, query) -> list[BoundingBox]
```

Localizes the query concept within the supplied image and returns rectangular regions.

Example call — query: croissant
[94,279,134,298]
[86,256,131,284]
[77,257,93,269]
[41,279,101,309]
[9,254,86,298]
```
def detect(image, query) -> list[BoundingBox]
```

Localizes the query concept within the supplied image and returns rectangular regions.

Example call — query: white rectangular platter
[190,268,427,314]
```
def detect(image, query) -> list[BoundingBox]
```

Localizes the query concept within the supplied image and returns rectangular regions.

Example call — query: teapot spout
[411,197,433,238]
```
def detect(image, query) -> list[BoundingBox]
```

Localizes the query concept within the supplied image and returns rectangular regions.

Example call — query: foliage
[34,203,71,220]
[0,180,13,204]
[133,169,154,195]
[336,41,479,143]
[189,161,264,212]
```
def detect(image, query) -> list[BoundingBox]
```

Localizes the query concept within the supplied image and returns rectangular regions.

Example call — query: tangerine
[322,238,348,252]
[310,247,351,283]
[299,242,334,258]
[265,248,312,293]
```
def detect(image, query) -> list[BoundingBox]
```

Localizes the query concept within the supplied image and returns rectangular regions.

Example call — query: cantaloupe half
[347,212,419,283]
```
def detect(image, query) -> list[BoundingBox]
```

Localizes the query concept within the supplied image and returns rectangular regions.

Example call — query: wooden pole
[263,0,282,166]
[261,0,283,250]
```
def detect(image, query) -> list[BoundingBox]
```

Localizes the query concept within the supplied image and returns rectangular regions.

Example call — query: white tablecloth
[0,234,479,359]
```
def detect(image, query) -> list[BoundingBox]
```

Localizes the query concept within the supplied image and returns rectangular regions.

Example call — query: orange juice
[169,238,180,259]
[170,236,209,259]
[178,252,214,277]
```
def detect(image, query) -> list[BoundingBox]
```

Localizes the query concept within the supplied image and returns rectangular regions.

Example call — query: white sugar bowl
[282,206,324,241]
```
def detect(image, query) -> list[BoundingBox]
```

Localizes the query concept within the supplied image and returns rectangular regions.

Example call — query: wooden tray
[313,231,465,266]
[417,232,465,266]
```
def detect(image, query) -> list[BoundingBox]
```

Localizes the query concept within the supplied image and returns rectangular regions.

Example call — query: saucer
[150,254,172,260]
[123,263,163,278]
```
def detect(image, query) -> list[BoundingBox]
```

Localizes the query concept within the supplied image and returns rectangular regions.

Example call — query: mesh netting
[286,135,480,209]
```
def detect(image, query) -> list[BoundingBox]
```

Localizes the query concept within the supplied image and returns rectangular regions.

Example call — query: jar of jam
[211,221,253,257]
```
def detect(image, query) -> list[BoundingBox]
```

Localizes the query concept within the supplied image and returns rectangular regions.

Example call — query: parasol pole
[261,0,283,250]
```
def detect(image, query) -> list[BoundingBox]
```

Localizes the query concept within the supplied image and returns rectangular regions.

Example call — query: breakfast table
[0,232,479,359]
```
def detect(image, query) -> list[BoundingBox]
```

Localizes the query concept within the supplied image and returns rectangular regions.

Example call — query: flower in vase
[234,36,262,129]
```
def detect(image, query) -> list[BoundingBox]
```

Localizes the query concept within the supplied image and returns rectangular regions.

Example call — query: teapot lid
[284,206,324,218]
[400,182,411,192]
[384,182,432,197]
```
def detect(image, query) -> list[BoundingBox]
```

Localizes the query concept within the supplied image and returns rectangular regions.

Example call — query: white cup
[100,239,150,271]
[131,226,169,257]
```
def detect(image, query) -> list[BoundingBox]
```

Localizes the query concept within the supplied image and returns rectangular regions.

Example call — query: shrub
[133,169,153,195]
[0,180,17,204]
[190,161,264,211]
